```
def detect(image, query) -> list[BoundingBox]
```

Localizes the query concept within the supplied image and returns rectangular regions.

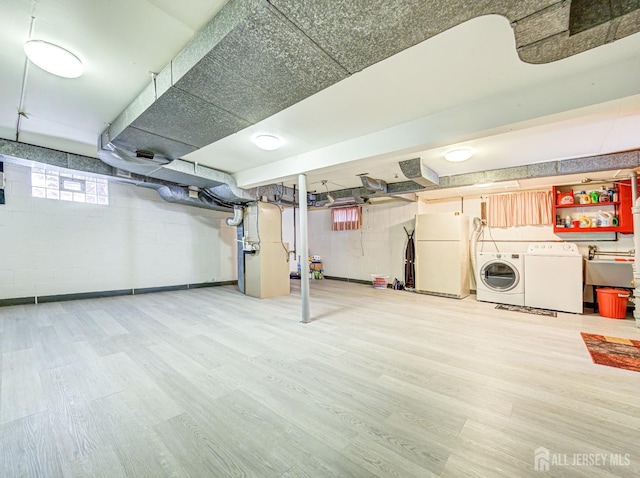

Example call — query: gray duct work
[359,175,388,193]
[98,136,256,207]
[312,150,640,206]
[399,159,439,189]
[99,0,640,176]
[398,150,640,191]
[155,185,230,212]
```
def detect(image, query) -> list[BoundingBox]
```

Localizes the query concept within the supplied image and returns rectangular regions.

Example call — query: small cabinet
[552,185,622,234]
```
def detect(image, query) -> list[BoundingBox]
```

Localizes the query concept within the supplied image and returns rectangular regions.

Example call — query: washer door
[480,260,519,292]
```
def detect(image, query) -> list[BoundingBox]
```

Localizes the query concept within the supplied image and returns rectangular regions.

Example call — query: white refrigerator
[415,213,470,298]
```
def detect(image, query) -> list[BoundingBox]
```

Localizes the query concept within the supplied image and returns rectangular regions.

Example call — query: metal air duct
[154,184,230,212]
[98,134,256,205]
[100,0,640,172]
[359,175,388,193]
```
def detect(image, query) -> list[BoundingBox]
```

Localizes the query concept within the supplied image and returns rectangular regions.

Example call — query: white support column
[298,174,310,323]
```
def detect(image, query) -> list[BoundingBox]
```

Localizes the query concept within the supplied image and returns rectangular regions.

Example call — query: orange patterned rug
[581,333,640,373]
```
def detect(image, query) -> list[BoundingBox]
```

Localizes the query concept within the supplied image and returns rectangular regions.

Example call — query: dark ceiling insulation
[101,0,640,165]
[570,0,640,35]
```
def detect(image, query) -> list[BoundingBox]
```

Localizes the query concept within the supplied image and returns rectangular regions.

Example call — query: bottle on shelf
[599,186,611,203]
[552,184,622,233]
[576,191,591,204]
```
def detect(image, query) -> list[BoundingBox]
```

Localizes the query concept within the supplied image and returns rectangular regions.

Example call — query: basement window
[331,206,362,231]
[31,167,109,205]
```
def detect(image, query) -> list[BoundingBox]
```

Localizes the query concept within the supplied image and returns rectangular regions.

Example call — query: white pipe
[299,174,310,323]
[632,171,638,203]
[469,217,483,281]
[16,16,35,142]
[226,206,243,226]
[633,196,640,328]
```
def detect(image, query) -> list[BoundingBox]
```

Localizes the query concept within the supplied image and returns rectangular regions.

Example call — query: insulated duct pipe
[359,175,388,192]
[469,217,484,282]
[154,184,230,211]
[299,174,310,323]
[631,171,638,204]
[226,206,244,226]
[97,135,255,204]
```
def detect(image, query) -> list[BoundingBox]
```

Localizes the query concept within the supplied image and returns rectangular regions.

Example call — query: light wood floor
[1,280,639,477]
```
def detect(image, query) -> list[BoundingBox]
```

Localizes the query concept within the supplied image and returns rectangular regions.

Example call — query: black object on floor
[495,304,557,317]
[392,278,405,290]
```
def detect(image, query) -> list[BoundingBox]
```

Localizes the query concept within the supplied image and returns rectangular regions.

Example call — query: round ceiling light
[252,134,283,151]
[444,148,473,162]
[23,40,84,78]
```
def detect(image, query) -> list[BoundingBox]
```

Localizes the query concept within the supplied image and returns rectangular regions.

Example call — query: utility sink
[585,260,634,288]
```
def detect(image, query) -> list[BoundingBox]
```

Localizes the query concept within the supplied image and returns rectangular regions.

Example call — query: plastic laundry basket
[371,275,389,289]
[596,288,630,319]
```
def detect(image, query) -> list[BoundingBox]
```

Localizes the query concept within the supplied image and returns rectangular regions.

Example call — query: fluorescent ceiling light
[252,134,283,151]
[475,182,494,188]
[444,148,473,162]
[24,40,84,78]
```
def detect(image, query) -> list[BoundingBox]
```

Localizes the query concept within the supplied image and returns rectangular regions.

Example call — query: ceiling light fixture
[23,40,84,78]
[444,148,473,162]
[474,182,494,188]
[252,134,283,151]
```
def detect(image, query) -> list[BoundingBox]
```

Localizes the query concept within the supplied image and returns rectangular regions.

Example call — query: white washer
[476,252,525,306]
[525,243,583,314]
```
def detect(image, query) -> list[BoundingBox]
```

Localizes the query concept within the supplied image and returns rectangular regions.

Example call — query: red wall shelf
[552,185,626,234]
[555,202,620,209]
[554,226,620,233]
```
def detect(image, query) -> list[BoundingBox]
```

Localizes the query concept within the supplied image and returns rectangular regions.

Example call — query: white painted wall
[0,163,237,300]
[421,195,635,255]
[307,201,419,282]
[300,192,634,291]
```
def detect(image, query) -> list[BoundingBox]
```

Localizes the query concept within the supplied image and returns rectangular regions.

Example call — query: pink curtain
[487,190,553,227]
[331,206,362,231]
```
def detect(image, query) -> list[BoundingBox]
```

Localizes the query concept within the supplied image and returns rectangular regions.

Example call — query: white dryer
[524,243,583,314]
[476,252,525,306]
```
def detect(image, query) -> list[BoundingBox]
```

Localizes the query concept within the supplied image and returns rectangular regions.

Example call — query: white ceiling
[0,0,229,156]
[1,2,640,199]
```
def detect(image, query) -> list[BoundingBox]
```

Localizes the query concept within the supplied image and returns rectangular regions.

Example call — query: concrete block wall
[306,201,419,283]
[0,163,236,300]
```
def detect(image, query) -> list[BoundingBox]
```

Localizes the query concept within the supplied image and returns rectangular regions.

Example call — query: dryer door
[480,260,519,292]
